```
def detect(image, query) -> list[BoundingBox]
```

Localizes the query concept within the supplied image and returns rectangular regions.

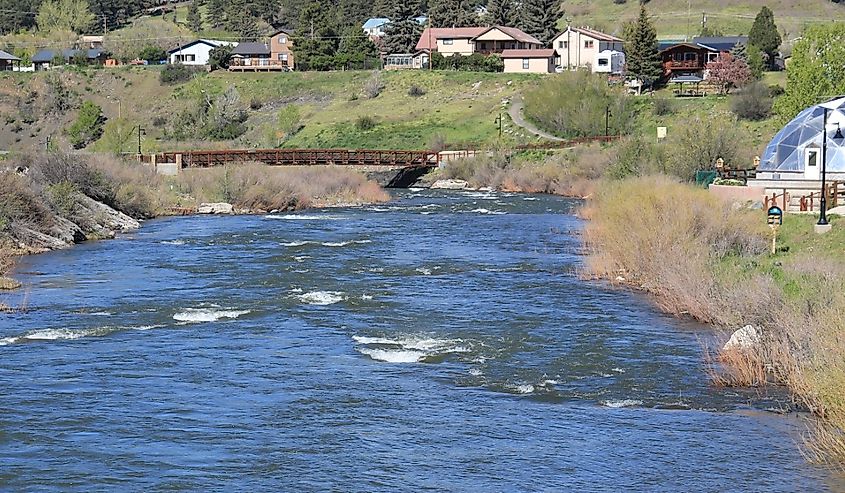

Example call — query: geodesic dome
[759,96,845,173]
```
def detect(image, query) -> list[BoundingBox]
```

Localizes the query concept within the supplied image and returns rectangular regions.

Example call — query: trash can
[695,170,718,187]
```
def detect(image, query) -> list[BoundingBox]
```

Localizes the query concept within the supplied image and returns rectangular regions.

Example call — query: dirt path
[508,97,565,142]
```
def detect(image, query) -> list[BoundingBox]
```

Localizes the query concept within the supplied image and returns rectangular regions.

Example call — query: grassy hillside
[562,0,845,41]
[0,68,545,153]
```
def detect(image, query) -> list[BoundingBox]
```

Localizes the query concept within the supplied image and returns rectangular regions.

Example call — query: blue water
[0,189,841,491]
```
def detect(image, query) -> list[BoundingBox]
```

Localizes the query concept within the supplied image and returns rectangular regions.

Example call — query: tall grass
[583,175,845,464]
[439,146,611,197]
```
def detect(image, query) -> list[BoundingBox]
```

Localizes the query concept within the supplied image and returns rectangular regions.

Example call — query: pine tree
[748,6,781,69]
[225,0,259,41]
[187,0,202,33]
[729,42,747,63]
[518,0,559,44]
[337,24,379,67]
[293,1,340,70]
[428,0,475,28]
[623,5,662,88]
[206,0,225,28]
[382,0,423,53]
[486,0,516,26]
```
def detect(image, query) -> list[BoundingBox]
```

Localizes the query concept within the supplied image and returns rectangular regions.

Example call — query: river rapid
[1,189,842,491]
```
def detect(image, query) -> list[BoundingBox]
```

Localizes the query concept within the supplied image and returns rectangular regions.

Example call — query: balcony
[229,58,291,71]
[664,59,703,70]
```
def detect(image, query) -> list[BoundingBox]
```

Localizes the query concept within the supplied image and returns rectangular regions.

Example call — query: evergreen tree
[187,0,202,33]
[428,0,475,28]
[382,0,423,53]
[518,0,558,44]
[337,24,379,67]
[207,0,225,28]
[747,44,765,80]
[225,0,259,40]
[748,6,781,69]
[486,0,516,26]
[623,5,662,88]
[293,1,340,70]
[729,41,747,63]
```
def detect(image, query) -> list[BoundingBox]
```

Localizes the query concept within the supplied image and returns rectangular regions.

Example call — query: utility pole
[686,0,691,41]
[701,12,707,33]
[428,15,433,70]
[495,112,503,139]
[137,125,145,155]
[103,15,107,35]
[605,106,611,137]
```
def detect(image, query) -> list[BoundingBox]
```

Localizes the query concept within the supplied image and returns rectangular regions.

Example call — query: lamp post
[137,125,145,155]
[819,107,844,227]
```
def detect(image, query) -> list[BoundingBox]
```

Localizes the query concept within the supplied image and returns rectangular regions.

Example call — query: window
[598,58,608,66]
[522,58,529,70]
[673,52,683,61]
[585,40,594,48]
[684,52,697,61]
[479,42,487,50]
[175,54,196,62]
[279,53,288,62]
[558,40,564,48]
[808,150,818,167]
[442,39,453,45]
[707,52,719,62]
[278,36,287,44]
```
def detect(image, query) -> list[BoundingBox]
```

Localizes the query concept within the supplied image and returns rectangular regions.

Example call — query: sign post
[767,205,783,254]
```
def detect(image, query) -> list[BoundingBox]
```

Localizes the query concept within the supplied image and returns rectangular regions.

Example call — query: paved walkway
[507,96,565,142]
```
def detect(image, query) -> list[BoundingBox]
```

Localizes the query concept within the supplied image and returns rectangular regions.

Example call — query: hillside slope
[562,0,845,40]
[0,68,544,153]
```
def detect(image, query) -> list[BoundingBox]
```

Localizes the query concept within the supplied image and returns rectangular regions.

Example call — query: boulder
[197,202,234,214]
[430,179,469,190]
[723,325,761,351]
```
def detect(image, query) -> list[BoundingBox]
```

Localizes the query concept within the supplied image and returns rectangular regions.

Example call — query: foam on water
[361,294,373,300]
[282,241,312,247]
[160,240,186,246]
[603,399,643,408]
[468,368,483,376]
[173,308,251,323]
[297,291,345,305]
[470,208,507,215]
[265,214,342,220]
[359,348,426,363]
[415,267,432,275]
[321,240,372,247]
[508,384,535,394]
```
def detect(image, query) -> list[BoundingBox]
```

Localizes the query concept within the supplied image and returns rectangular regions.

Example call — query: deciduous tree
[706,53,751,94]
[36,0,96,33]
[774,23,845,121]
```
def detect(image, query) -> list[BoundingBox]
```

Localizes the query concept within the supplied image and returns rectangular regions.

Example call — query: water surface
[1,189,840,491]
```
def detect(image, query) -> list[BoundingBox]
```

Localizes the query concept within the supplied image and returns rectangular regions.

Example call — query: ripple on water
[172,308,251,323]
[297,291,346,305]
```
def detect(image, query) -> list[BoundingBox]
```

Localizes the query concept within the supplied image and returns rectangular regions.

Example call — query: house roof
[415,25,541,51]
[167,39,233,54]
[363,18,390,29]
[473,26,543,45]
[32,48,107,62]
[269,29,292,37]
[500,49,555,58]
[416,27,487,50]
[232,42,270,56]
[692,36,747,52]
[658,42,706,53]
[0,50,20,61]
[557,26,623,42]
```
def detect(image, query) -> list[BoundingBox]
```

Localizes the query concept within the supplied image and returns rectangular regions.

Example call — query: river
[0,189,841,491]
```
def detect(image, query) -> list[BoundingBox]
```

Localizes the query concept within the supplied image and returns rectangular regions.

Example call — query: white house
[552,26,624,72]
[167,39,236,65]
[593,50,625,75]
[363,18,391,38]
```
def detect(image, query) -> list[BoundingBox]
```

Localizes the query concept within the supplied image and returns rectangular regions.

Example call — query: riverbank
[0,152,390,289]
[582,175,845,465]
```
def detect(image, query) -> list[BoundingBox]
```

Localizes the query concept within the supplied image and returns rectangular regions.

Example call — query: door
[805,147,820,180]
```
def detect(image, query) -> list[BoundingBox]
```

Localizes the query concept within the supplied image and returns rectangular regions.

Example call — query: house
[31,48,110,70]
[384,51,429,70]
[79,35,104,49]
[167,39,234,66]
[415,25,543,57]
[501,49,555,73]
[552,26,624,71]
[363,18,391,38]
[659,36,747,81]
[228,30,294,71]
[0,50,21,71]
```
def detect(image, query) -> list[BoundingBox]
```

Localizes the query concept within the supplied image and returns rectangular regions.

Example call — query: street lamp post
[819,107,844,227]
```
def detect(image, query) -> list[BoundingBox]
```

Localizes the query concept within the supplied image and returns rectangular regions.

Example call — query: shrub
[408,85,426,97]
[160,64,199,85]
[67,101,105,149]
[26,151,115,205]
[46,181,79,216]
[665,113,752,180]
[362,71,384,99]
[428,134,447,152]
[0,172,51,231]
[652,96,674,116]
[138,45,167,63]
[249,97,263,110]
[355,115,377,131]
[730,82,773,121]
[204,87,248,140]
[208,45,233,70]
[607,135,667,179]
[523,71,633,138]
[152,116,167,127]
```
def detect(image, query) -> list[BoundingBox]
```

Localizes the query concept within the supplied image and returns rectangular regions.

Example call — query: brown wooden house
[228,29,294,71]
